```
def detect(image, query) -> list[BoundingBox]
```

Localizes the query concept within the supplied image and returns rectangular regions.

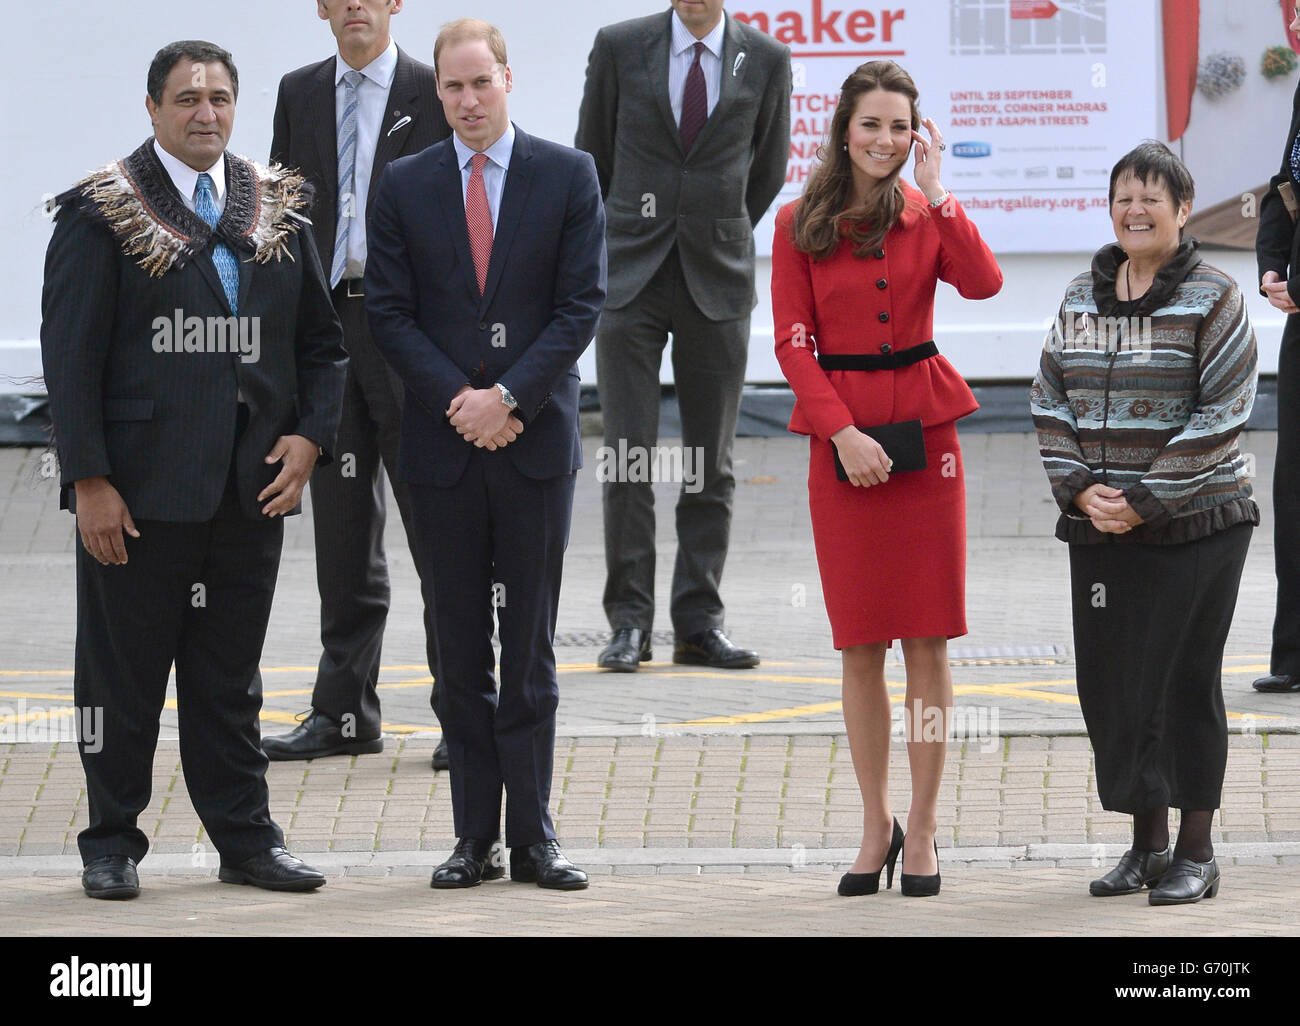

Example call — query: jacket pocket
[102,396,154,422]
[714,216,751,243]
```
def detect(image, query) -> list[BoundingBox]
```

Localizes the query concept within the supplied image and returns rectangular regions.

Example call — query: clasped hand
[447,385,524,450]
[831,425,892,487]
[1074,483,1143,534]
[1261,271,1298,315]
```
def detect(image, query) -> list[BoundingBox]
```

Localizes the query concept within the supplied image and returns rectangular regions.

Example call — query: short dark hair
[147,40,239,105]
[1108,140,1194,210]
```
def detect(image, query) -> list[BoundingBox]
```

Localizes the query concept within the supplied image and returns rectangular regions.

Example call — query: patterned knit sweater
[1030,239,1258,545]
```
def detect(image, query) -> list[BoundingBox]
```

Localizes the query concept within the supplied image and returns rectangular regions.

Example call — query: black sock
[1132,807,1170,853]
[1173,810,1215,862]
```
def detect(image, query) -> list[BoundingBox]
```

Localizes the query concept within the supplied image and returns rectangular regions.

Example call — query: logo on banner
[951,141,992,158]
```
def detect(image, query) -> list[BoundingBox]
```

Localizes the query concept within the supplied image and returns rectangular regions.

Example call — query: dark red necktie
[679,42,707,154]
[466,152,492,294]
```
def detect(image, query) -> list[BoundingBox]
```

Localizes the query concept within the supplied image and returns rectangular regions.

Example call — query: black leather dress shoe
[1253,673,1300,693]
[431,838,505,888]
[597,628,652,671]
[432,739,449,771]
[1089,845,1172,896]
[1149,856,1220,905]
[262,709,383,761]
[82,855,140,900]
[673,628,760,669]
[510,839,589,890]
[217,847,325,891]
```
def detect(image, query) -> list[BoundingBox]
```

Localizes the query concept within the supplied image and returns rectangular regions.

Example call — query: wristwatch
[495,382,518,411]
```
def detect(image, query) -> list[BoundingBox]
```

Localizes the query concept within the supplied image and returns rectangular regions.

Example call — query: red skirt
[807,420,967,648]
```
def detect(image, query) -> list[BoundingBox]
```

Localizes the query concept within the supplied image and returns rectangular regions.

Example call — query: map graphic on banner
[734,0,1160,254]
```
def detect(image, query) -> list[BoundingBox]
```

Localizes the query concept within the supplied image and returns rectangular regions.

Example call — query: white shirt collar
[671,9,726,59]
[335,38,399,88]
[153,139,225,203]
[453,121,516,173]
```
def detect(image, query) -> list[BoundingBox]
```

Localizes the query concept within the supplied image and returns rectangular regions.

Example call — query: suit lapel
[310,60,338,211]
[685,17,746,158]
[643,13,683,158]
[367,50,422,206]
[479,127,534,316]
[433,143,482,302]
[191,250,234,315]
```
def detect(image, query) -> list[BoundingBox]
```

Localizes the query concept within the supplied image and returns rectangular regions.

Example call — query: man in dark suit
[576,1,790,672]
[263,0,454,768]
[1256,52,1300,695]
[366,18,605,889]
[40,40,347,899]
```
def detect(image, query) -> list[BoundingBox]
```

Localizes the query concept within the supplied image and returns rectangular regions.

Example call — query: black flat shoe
[838,817,904,896]
[218,846,325,891]
[899,836,941,897]
[432,739,449,771]
[1149,856,1220,905]
[1089,845,1171,896]
[431,838,504,888]
[510,839,589,890]
[82,855,140,900]
[597,628,652,672]
[1252,673,1300,693]
[673,628,759,669]
[262,709,383,761]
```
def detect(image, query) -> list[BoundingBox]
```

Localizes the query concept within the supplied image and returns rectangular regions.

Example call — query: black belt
[818,341,938,371]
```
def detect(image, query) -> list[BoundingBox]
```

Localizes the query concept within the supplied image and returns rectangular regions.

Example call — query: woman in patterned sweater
[1030,141,1258,906]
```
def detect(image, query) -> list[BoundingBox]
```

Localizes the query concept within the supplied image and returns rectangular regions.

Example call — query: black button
[880,343,892,354]
[478,322,487,330]
[876,279,887,289]
[878,312,889,323]
[874,249,885,259]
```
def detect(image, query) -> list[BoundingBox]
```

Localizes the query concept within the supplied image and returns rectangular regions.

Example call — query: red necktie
[679,42,707,154]
[466,152,492,294]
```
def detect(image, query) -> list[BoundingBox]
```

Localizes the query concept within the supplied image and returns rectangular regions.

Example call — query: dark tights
[1133,807,1214,862]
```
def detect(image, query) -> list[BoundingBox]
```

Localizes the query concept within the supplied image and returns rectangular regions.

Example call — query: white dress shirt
[668,10,725,125]
[154,140,226,217]
[335,38,398,279]
[452,121,516,233]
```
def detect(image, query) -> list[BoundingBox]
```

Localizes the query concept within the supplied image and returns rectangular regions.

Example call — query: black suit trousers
[308,289,436,734]
[1273,317,1300,674]
[407,450,575,847]
[75,456,285,865]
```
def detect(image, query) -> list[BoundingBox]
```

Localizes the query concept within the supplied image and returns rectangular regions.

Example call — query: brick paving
[2,432,1298,935]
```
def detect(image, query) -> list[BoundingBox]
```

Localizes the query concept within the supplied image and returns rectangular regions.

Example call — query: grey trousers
[595,249,750,637]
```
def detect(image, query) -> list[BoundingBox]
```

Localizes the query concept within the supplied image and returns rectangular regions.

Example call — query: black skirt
[1068,522,1253,813]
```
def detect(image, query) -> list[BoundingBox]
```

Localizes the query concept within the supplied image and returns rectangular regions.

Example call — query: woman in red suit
[772,61,1002,897]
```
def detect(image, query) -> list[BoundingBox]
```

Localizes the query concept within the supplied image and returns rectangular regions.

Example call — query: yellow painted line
[670,700,845,726]
[0,691,75,702]
[0,707,78,727]
[1223,665,1269,675]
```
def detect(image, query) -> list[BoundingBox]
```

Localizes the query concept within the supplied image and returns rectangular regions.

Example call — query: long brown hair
[792,61,922,261]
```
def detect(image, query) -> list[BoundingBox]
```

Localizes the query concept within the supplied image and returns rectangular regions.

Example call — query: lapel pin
[733,52,745,76]
[387,114,412,137]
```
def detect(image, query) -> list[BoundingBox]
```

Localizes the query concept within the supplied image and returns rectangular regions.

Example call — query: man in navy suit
[365,18,606,890]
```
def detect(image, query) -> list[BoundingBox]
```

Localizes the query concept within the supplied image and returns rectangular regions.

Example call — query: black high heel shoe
[900,835,941,897]
[838,818,904,896]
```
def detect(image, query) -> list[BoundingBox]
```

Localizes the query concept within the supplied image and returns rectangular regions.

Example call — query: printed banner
[735,0,1161,253]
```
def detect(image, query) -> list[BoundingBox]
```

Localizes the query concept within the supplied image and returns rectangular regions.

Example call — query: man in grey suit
[575,1,790,672]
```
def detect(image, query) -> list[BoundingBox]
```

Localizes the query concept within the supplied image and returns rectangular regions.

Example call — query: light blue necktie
[331,70,364,289]
[194,172,239,316]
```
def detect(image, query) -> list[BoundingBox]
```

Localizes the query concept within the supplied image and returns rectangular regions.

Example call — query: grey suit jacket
[575,10,791,320]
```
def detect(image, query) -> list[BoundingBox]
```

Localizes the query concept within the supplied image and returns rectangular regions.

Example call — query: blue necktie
[331,70,364,288]
[194,172,239,316]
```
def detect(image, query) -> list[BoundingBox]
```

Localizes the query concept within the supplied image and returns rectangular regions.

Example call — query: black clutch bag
[832,419,926,481]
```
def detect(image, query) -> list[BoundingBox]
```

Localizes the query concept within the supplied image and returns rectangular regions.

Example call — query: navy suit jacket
[364,125,606,487]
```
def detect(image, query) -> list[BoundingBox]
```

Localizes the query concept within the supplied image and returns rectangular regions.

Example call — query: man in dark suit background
[263,0,454,768]
[41,41,347,898]
[576,1,790,672]
[366,18,605,889]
